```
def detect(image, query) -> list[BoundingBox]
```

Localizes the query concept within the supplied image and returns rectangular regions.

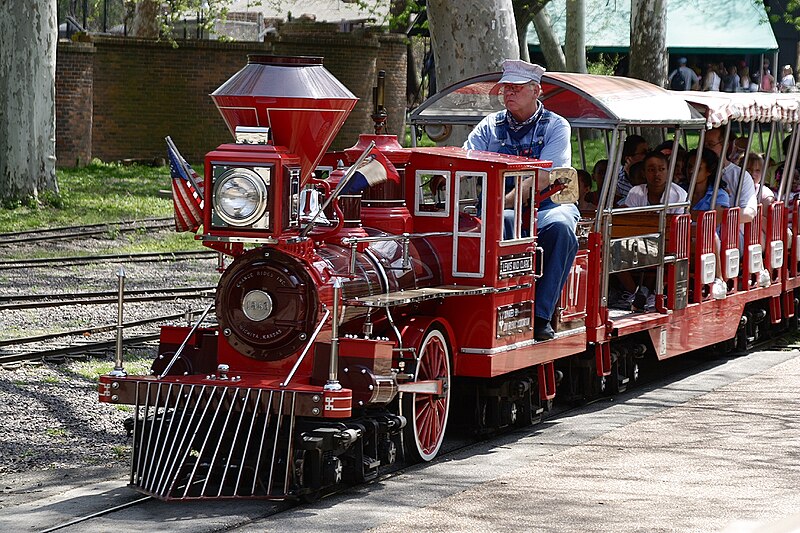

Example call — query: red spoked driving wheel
[403,328,451,462]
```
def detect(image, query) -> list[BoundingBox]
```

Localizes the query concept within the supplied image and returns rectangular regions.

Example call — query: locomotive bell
[211,55,359,185]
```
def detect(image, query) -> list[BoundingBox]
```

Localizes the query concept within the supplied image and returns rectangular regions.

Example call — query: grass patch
[0,161,174,233]
[45,428,68,438]
[67,353,154,382]
[112,445,130,459]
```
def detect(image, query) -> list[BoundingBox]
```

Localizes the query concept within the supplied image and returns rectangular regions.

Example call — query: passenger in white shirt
[624,151,688,213]
[703,127,758,223]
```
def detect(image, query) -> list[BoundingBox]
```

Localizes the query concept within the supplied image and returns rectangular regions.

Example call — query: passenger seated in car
[617,151,690,309]
[745,153,775,209]
[687,148,729,298]
[590,159,608,206]
[623,151,687,213]
[615,135,648,205]
[577,169,597,212]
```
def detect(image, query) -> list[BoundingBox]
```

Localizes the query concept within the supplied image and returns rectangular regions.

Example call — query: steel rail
[39,496,153,533]
[0,250,217,269]
[0,286,216,311]
[0,333,163,365]
[0,218,173,245]
[0,308,213,349]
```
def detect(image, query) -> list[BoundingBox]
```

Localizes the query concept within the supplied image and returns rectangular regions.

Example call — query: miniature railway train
[99,55,800,501]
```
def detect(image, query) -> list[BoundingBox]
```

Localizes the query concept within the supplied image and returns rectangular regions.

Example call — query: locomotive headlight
[214,168,268,226]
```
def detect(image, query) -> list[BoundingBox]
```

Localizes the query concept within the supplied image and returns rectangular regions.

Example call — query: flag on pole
[166,136,204,232]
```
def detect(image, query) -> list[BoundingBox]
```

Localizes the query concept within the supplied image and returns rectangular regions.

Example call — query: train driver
[464,59,579,341]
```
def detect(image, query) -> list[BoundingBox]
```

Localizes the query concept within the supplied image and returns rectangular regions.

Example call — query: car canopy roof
[673,91,800,128]
[409,72,706,130]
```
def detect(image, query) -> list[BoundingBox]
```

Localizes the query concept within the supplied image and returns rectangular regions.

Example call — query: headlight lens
[214,168,268,226]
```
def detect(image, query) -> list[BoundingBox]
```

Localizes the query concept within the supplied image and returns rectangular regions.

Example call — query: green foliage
[0,161,174,233]
[390,1,426,32]
[587,54,621,76]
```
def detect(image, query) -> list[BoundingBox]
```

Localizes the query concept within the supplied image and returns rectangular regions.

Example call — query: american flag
[166,136,204,232]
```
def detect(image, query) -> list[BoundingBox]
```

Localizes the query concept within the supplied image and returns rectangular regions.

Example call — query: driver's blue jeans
[504,200,579,322]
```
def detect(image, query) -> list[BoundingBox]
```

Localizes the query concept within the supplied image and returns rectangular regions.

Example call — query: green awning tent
[527,0,778,55]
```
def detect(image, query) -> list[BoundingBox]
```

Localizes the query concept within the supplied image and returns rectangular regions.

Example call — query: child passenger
[623,151,687,213]
[745,153,775,208]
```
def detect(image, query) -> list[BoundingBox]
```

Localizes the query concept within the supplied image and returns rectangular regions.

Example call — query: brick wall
[273,25,408,149]
[90,37,265,163]
[56,42,94,167]
[54,28,407,166]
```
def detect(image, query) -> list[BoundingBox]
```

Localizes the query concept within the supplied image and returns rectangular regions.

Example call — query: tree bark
[564,0,586,73]
[629,0,667,86]
[512,0,532,62]
[0,0,58,203]
[427,0,519,145]
[531,6,566,71]
[629,0,667,146]
[129,0,162,39]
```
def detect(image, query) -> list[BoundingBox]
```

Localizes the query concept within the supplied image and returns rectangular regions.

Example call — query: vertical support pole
[324,278,343,391]
[110,267,127,377]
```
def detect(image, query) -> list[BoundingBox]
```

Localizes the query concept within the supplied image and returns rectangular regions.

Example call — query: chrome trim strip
[182,386,225,498]
[252,391,274,496]
[201,234,279,244]
[234,389,262,496]
[460,326,586,354]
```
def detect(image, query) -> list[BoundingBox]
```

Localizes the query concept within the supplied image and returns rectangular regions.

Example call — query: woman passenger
[687,147,729,298]
[687,148,730,217]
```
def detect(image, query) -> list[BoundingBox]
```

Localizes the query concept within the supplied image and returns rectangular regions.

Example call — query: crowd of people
[667,57,798,93]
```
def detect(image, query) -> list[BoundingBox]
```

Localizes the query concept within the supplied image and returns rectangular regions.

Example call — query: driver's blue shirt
[463,105,572,168]
[462,102,578,325]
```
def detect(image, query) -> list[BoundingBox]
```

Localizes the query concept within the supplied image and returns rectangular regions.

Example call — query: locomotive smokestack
[210,55,358,184]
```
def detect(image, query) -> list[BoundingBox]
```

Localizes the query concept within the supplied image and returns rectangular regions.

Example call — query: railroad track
[0,285,216,310]
[0,249,218,270]
[0,308,215,366]
[0,217,175,246]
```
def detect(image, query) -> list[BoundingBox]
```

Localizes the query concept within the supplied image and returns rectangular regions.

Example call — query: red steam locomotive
[99,55,800,501]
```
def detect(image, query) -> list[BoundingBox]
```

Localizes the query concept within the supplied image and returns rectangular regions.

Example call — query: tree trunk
[564,0,586,73]
[427,0,519,145]
[0,0,58,203]
[129,0,162,39]
[513,1,532,62]
[531,6,566,72]
[629,0,667,87]
[629,0,667,147]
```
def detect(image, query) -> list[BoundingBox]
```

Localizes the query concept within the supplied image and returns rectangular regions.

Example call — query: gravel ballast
[0,231,221,487]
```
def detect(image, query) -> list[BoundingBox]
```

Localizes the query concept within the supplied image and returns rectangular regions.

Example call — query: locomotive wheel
[403,328,451,462]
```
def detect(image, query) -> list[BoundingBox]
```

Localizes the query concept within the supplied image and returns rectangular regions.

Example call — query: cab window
[502,171,536,241]
[415,171,450,217]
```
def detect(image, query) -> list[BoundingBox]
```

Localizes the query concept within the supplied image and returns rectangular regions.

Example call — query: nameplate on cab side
[498,252,533,279]
[496,301,533,337]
